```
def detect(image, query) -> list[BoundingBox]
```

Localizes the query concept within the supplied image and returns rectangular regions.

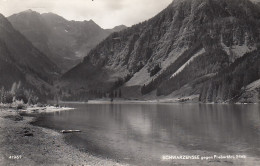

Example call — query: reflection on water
[34,103,260,165]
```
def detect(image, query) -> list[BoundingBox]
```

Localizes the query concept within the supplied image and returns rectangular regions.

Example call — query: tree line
[199,50,260,103]
[0,81,39,105]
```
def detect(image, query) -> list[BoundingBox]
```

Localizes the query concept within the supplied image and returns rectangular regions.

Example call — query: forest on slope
[59,0,260,103]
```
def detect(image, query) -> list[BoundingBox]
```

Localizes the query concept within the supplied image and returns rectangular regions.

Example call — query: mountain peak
[89,19,95,23]
[86,19,98,25]
[21,9,39,15]
[88,19,100,25]
[81,19,102,29]
[25,9,33,13]
[8,9,41,20]
[42,12,61,17]
[111,25,127,32]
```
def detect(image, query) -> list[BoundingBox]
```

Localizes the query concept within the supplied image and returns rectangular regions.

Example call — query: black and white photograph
[0,0,260,165]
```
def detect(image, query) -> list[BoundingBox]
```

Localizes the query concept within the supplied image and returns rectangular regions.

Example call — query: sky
[0,0,173,29]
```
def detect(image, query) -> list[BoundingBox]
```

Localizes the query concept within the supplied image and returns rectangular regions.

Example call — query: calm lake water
[34,103,260,165]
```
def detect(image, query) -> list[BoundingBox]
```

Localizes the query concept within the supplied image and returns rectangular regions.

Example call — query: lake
[33,103,260,165]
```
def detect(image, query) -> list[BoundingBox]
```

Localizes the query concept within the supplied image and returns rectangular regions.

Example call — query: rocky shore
[0,107,129,166]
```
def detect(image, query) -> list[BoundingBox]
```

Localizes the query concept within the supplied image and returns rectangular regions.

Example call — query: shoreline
[0,107,130,166]
[20,105,75,114]
[58,99,259,105]
[1,105,260,166]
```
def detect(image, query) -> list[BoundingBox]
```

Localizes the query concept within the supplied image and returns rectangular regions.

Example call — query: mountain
[61,0,260,103]
[106,25,128,33]
[8,10,115,72]
[0,13,59,99]
[251,0,260,7]
[251,0,260,3]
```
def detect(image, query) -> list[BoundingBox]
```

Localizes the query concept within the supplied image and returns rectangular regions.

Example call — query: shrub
[17,103,25,110]
[13,100,25,109]
[16,90,28,104]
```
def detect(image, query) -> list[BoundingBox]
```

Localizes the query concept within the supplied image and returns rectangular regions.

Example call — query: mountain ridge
[60,0,260,102]
[8,10,126,72]
[0,13,59,99]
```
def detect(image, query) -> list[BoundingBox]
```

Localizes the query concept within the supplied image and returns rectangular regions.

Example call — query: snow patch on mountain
[171,48,206,78]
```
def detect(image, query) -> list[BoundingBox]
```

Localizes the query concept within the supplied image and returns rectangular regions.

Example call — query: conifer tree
[119,89,122,98]
[1,87,6,103]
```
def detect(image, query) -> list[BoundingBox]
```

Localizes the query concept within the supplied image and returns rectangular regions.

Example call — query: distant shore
[58,98,259,105]
[57,95,200,104]
[0,107,129,166]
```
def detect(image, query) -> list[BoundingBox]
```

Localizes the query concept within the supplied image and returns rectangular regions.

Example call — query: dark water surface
[33,103,260,165]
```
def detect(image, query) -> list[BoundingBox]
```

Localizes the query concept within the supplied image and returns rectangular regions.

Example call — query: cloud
[104,0,124,11]
[0,0,172,28]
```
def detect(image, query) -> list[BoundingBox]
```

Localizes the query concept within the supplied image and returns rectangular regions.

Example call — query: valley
[0,0,260,103]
